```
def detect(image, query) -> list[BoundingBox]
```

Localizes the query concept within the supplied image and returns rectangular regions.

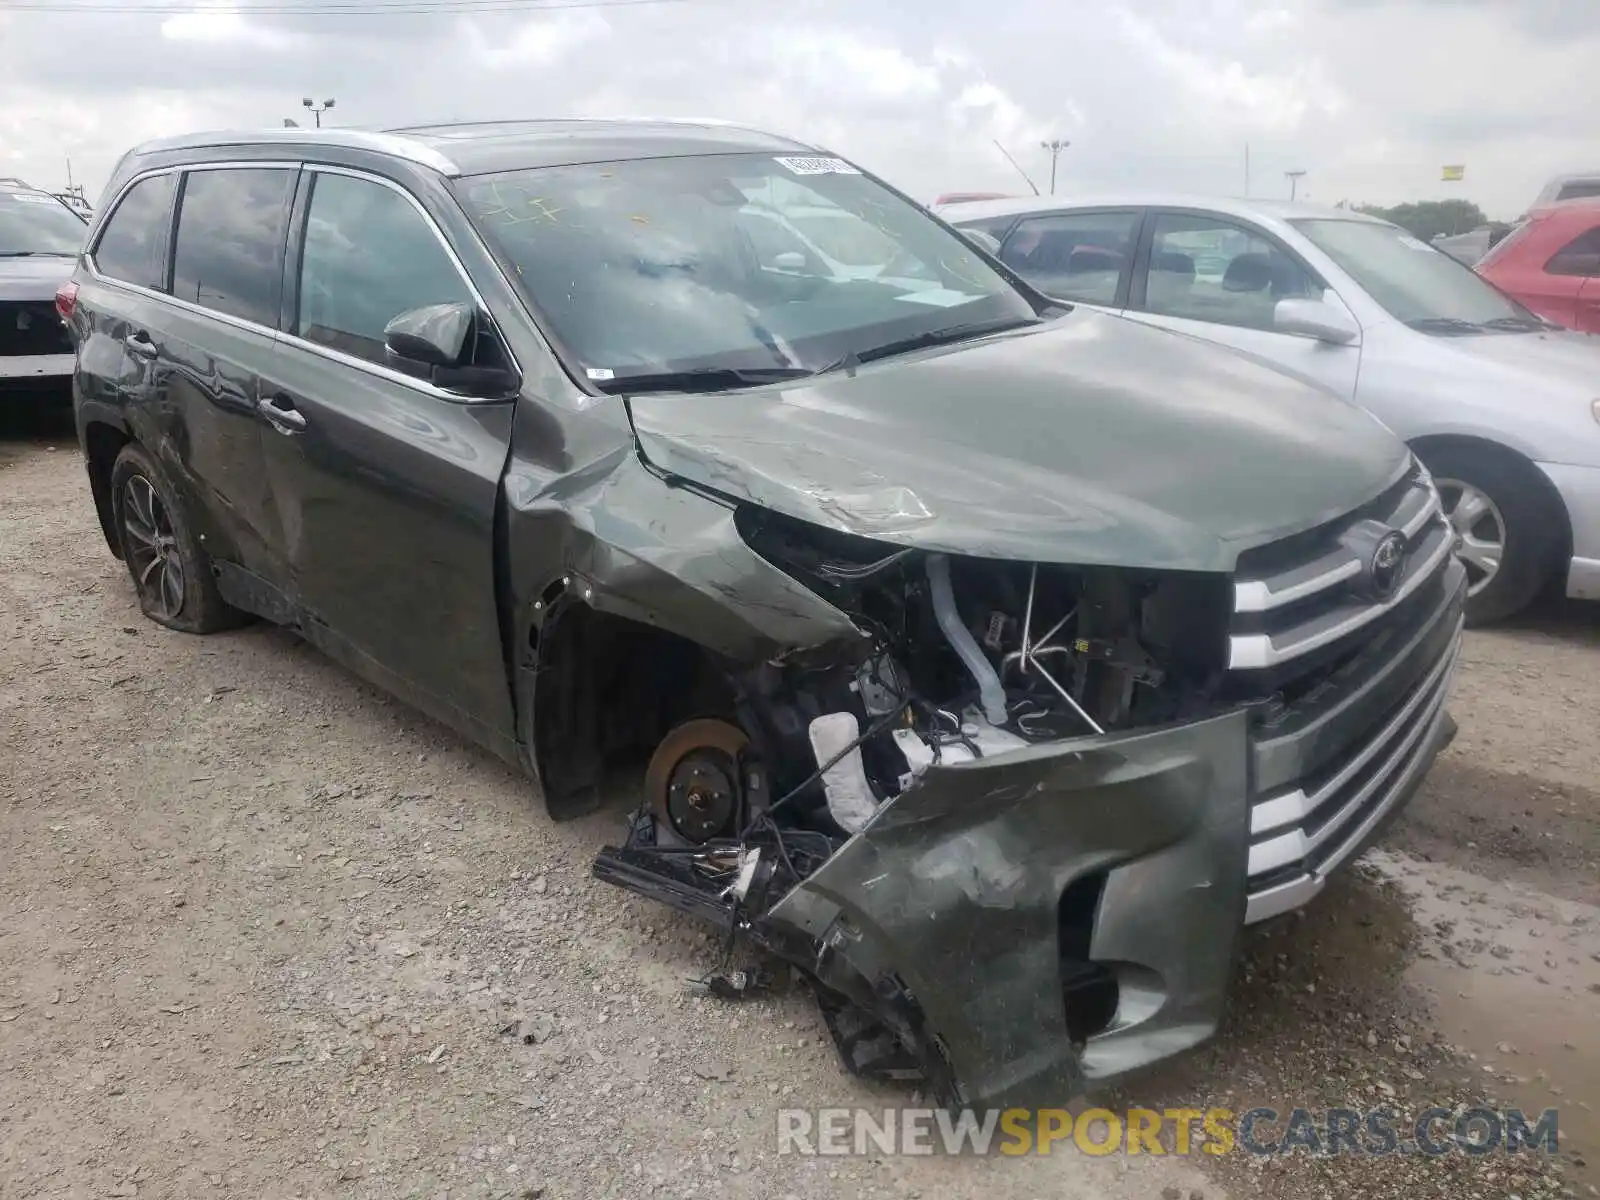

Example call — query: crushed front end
[591,462,1465,1109]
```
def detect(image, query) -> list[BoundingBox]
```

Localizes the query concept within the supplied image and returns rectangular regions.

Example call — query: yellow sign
[1442,165,1466,181]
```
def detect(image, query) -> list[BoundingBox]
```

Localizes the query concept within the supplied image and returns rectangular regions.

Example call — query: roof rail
[130,128,460,176]
[386,114,817,151]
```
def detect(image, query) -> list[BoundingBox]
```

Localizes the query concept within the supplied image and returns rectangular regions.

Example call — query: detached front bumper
[765,561,1467,1110]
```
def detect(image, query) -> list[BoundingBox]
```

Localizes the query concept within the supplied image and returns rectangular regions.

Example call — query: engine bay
[595,507,1235,909]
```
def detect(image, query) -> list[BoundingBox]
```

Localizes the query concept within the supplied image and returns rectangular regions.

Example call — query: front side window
[1294,218,1538,331]
[1546,226,1600,278]
[1142,212,1322,331]
[93,173,177,289]
[455,153,1035,387]
[0,189,86,258]
[171,168,296,327]
[296,172,474,366]
[997,211,1140,306]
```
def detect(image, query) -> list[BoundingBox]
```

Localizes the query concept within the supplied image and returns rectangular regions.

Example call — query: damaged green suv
[66,119,1465,1110]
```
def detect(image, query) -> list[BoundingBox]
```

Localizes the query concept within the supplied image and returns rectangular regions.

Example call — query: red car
[1476,199,1600,332]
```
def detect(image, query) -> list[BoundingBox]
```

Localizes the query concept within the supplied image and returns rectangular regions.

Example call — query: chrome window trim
[82,162,521,406]
[1227,525,1455,670]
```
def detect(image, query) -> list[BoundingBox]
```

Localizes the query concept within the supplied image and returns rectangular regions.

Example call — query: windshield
[0,190,86,256]
[784,210,899,267]
[456,152,1037,387]
[1292,217,1535,331]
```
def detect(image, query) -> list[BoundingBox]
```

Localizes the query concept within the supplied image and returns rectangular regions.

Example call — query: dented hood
[628,309,1409,572]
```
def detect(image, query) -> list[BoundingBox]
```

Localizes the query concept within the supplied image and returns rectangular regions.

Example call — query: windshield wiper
[0,250,75,258]
[842,316,1041,367]
[593,365,816,394]
[1404,317,1484,335]
[1479,315,1557,332]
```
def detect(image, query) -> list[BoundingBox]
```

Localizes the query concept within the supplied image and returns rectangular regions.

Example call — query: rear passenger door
[994,209,1142,311]
[162,166,299,589]
[83,165,295,590]
[255,166,519,752]
[1121,210,1360,400]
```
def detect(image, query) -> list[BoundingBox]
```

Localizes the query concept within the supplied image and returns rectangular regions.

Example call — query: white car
[941,193,1600,622]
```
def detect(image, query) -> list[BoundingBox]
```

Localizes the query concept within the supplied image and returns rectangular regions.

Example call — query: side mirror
[770,250,808,272]
[383,301,520,398]
[1274,297,1360,345]
[385,301,474,368]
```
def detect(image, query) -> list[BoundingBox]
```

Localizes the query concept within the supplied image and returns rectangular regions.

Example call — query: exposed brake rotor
[644,718,751,844]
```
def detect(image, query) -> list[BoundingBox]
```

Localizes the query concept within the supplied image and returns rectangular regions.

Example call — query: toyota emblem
[1369,531,1408,599]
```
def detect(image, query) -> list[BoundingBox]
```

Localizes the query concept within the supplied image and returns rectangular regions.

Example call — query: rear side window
[93,173,177,289]
[1546,226,1600,278]
[998,210,1140,305]
[171,168,296,327]
[295,172,473,366]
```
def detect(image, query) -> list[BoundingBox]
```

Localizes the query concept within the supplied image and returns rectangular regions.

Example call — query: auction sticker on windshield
[774,156,861,175]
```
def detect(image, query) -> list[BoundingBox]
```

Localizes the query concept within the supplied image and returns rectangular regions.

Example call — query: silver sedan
[940,193,1600,623]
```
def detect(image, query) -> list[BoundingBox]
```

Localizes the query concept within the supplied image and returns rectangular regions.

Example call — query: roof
[1528,195,1600,219]
[935,191,1388,227]
[127,118,817,179]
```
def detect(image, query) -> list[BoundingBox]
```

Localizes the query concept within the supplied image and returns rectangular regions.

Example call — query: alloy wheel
[121,474,186,619]
[1435,477,1505,597]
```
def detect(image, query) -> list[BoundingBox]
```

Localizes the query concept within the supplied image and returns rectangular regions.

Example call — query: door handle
[258,395,308,433]
[124,331,159,359]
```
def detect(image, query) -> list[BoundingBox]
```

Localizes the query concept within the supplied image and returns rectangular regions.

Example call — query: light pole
[1285,169,1307,201]
[1040,138,1070,195]
[302,97,336,128]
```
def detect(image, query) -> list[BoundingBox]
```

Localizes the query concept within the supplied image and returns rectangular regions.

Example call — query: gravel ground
[3,421,1597,1200]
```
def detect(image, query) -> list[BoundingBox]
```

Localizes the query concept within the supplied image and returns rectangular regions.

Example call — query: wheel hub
[121,473,186,620]
[1435,477,1505,597]
[644,719,751,844]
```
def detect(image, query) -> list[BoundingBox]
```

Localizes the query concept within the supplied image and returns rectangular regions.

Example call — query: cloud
[0,0,1596,217]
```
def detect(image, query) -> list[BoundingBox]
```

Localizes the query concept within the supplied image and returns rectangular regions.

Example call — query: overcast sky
[1,0,1596,218]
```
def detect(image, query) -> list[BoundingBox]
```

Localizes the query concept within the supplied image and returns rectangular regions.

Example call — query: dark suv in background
[1,176,86,406]
[62,120,1464,1109]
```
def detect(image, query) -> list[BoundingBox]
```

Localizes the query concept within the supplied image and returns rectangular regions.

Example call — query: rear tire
[1418,443,1560,625]
[109,443,247,634]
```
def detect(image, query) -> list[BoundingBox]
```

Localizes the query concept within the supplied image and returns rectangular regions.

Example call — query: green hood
[629,309,1410,572]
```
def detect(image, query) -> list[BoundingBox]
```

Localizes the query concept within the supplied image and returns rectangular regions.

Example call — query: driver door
[255,166,520,753]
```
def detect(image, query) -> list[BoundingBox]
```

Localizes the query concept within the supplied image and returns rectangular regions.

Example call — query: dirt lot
[3,421,1598,1200]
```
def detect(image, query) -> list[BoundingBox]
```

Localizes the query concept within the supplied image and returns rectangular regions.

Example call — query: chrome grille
[1230,458,1466,924]
[1229,464,1452,671]
[1243,623,1460,923]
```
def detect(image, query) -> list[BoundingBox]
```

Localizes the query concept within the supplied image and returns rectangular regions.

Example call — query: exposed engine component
[644,718,752,844]
[609,511,1232,935]
[925,552,1008,726]
[808,711,878,834]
